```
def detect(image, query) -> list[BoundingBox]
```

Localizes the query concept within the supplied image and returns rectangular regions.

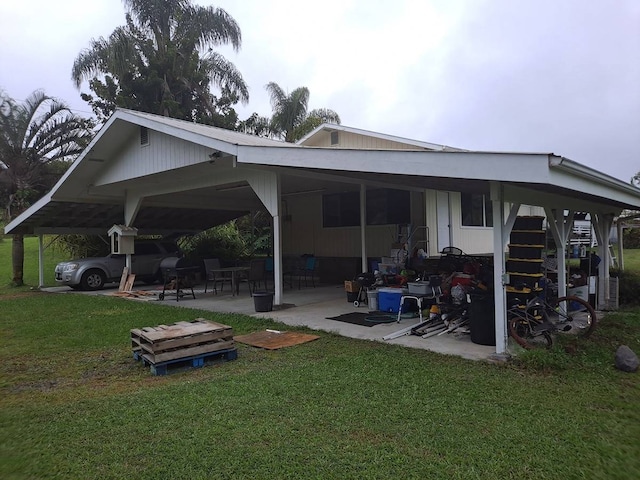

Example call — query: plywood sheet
[234,330,320,350]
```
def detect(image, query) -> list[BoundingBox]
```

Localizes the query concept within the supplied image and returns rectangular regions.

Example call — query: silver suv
[54,240,181,290]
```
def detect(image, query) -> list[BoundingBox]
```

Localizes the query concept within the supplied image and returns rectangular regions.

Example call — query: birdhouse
[107,225,138,255]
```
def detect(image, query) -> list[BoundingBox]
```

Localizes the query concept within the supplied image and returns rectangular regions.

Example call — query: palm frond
[308,108,341,125]
[201,52,249,104]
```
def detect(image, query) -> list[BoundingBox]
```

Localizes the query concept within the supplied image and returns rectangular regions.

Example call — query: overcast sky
[1,0,638,183]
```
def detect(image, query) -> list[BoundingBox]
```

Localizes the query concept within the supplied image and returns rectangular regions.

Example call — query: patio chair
[203,258,232,294]
[294,255,317,289]
[239,258,266,295]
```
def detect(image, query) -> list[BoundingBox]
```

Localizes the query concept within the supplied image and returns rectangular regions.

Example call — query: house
[6,108,640,357]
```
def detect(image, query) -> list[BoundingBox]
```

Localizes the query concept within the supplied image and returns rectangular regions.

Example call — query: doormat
[326,312,397,327]
[234,330,320,350]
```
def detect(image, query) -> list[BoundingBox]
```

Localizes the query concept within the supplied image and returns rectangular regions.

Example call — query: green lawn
[1,237,639,479]
[0,235,67,288]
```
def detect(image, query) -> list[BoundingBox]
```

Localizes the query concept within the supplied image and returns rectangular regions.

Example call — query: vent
[140,126,149,146]
[330,131,339,145]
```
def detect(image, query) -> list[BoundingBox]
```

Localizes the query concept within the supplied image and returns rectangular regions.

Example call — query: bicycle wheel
[552,296,597,339]
[508,317,553,349]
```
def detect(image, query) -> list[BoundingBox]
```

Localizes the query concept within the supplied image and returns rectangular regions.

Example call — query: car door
[131,242,163,276]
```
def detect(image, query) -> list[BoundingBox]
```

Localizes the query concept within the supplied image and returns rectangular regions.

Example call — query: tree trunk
[11,234,24,286]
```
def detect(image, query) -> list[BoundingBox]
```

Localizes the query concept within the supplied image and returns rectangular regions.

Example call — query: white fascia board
[549,156,640,208]
[237,145,550,183]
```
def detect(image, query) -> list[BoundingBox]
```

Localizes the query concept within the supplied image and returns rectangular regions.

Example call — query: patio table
[209,266,249,296]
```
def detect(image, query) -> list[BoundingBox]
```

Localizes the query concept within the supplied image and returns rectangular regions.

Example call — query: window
[461,193,493,227]
[330,131,339,145]
[322,188,411,227]
[140,126,149,146]
[366,189,411,225]
[322,191,360,227]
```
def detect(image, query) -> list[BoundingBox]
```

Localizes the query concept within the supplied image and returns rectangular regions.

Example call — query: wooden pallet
[131,318,235,371]
[141,347,238,376]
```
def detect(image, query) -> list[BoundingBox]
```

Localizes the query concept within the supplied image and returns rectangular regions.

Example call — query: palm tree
[0,90,93,286]
[72,0,249,123]
[265,82,341,142]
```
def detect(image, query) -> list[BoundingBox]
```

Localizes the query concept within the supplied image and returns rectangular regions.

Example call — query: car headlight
[62,263,79,272]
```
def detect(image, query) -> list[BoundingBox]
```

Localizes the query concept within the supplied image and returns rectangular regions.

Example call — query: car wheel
[80,269,106,291]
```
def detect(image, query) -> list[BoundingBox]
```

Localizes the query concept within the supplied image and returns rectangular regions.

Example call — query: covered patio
[7,109,640,360]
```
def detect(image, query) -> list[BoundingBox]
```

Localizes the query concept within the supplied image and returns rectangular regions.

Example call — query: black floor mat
[326,312,397,327]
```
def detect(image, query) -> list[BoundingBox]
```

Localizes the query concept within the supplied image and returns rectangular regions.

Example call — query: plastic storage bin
[378,288,409,314]
[367,290,378,312]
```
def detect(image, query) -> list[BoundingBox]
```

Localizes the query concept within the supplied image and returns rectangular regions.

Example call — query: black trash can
[469,293,496,346]
[253,291,274,312]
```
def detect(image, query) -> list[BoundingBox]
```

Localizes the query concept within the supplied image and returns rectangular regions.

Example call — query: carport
[6,108,640,357]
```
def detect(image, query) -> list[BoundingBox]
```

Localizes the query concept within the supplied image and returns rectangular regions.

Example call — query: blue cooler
[378,287,409,313]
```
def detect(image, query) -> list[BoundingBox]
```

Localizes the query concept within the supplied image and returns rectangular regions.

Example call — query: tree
[632,171,640,187]
[264,82,341,142]
[0,90,93,286]
[71,0,249,124]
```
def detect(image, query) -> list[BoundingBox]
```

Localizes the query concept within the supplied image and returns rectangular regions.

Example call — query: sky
[1,0,639,183]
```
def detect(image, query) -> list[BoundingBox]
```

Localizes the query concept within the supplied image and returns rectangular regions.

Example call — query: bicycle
[507,293,597,349]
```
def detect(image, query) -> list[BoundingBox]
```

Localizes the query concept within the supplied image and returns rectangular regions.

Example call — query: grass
[0,235,66,289]
[1,238,639,478]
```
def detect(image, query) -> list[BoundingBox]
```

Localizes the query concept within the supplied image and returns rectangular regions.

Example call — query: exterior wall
[282,191,423,257]
[96,129,211,185]
[449,193,547,255]
[303,130,425,150]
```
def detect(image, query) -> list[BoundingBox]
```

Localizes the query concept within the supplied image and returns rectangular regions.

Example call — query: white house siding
[303,130,425,151]
[447,193,547,255]
[282,191,423,257]
[95,129,212,186]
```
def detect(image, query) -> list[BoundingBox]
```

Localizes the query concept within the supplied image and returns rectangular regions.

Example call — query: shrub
[617,269,640,306]
[180,222,249,263]
[623,227,640,248]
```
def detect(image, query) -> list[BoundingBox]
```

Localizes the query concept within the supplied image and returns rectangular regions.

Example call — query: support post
[490,182,508,356]
[360,184,367,272]
[273,213,283,306]
[38,234,45,288]
[545,208,571,298]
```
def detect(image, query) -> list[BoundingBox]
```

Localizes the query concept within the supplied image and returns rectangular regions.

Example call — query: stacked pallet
[131,318,237,375]
[507,216,545,291]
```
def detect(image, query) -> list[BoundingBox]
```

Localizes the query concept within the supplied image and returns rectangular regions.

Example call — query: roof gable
[296,123,465,151]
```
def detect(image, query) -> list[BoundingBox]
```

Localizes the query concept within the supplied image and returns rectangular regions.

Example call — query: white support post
[360,184,367,272]
[247,171,283,305]
[273,213,283,306]
[617,220,624,270]
[490,182,508,356]
[544,208,571,298]
[593,213,614,309]
[38,234,45,288]
[503,203,521,247]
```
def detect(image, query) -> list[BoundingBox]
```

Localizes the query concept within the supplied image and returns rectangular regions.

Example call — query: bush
[180,222,249,263]
[617,270,640,306]
[623,227,640,248]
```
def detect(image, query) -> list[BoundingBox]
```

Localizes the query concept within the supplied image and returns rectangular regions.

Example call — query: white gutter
[549,155,640,198]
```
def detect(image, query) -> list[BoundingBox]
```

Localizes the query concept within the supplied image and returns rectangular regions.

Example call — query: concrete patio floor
[45,282,498,362]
